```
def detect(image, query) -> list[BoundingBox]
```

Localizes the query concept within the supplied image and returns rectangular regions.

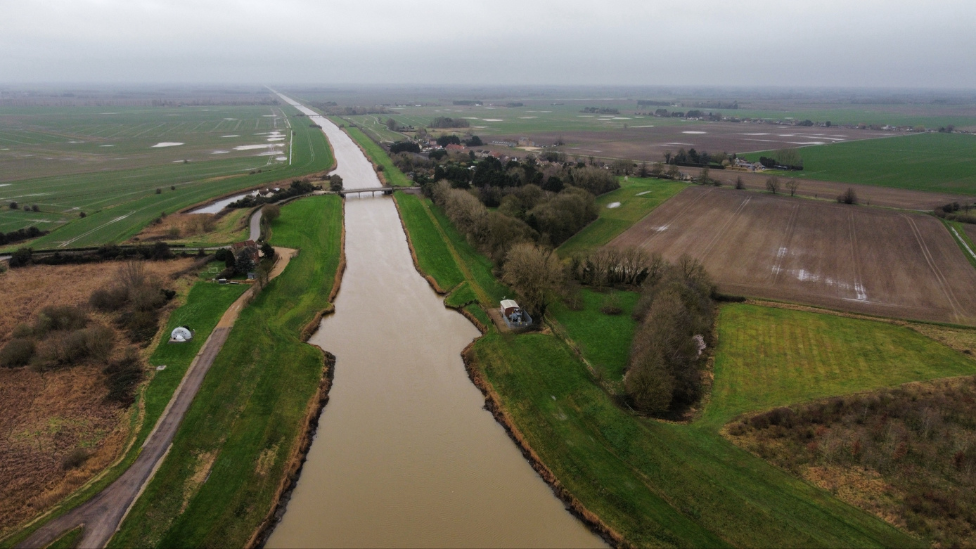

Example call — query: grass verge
[558,178,687,256]
[548,289,639,381]
[108,195,343,547]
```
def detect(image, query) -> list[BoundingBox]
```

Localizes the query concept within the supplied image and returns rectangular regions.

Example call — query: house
[231,240,260,263]
[445,143,465,152]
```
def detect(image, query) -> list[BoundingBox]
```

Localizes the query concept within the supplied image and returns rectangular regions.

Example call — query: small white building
[170,326,193,343]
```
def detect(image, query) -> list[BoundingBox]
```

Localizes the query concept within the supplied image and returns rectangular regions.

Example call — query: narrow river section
[269,94,603,547]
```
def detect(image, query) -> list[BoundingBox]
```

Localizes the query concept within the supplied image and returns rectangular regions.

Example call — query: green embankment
[1,274,247,548]
[110,195,343,547]
[548,289,639,381]
[742,133,976,195]
[558,178,687,256]
[4,105,334,250]
[331,118,412,187]
[702,304,976,429]
[43,526,82,549]
[391,179,917,547]
[471,332,917,548]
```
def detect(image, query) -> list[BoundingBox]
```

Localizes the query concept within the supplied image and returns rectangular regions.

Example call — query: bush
[35,305,89,334]
[765,176,781,194]
[0,339,36,367]
[600,292,623,315]
[62,448,91,470]
[735,176,745,190]
[103,349,144,406]
[90,286,129,312]
[837,188,858,205]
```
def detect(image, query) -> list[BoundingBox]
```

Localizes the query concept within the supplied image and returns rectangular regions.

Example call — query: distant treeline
[228,180,317,208]
[429,117,470,129]
[637,100,671,106]
[453,100,483,106]
[690,100,738,109]
[581,107,619,114]
[0,226,49,246]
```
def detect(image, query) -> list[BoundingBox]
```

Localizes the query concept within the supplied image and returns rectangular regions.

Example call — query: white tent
[170,327,193,342]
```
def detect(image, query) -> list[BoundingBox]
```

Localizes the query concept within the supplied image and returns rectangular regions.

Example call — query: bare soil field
[0,259,194,534]
[677,167,969,210]
[612,187,976,325]
[515,122,898,161]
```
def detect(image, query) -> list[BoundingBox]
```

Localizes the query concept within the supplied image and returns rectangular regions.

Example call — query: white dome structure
[170,326,193,342]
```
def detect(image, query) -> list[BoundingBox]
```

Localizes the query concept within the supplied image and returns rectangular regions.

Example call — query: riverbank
[107,195,344,547]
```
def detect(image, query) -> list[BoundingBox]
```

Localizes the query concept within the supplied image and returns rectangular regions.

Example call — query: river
[267,94,602,547]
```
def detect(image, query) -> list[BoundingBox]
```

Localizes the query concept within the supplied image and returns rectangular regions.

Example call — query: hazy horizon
[4,0,976,89]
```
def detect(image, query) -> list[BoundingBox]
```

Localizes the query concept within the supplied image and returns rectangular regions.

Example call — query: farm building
[231,240,259,262]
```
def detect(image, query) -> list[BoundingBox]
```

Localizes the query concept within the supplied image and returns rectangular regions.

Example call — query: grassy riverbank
[109,195,343,547]
[557,178,686,257]
[331,118,412,187]
[0,273,248,548]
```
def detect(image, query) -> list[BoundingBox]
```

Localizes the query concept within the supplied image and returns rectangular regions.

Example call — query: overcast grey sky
[3,0,975,88]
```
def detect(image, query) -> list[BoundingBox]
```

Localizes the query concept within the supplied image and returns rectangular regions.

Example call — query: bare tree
[502,243,563,318]
[735,176,745,190]
[786,178,800,197]
[765,176,781,194]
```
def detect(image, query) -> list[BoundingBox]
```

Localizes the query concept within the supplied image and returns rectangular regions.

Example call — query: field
[110,195,343,548]
[548,289,639,381]
[557,177,686,256]
[612,186,976,325]
[742,133,976,195]
[0,102,334,248]
[703,304,976,429]
[0,261,247,541]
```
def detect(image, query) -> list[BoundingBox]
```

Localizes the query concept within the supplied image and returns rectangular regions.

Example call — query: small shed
[500,299,532,328]
[500,299,520,319]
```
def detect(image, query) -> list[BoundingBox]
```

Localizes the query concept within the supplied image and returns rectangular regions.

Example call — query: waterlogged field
[743,132,976,195]
[613,187,976,325]
[0,103,334,246]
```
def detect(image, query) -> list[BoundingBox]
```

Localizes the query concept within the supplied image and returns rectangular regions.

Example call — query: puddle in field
[607,202,621,209]
[151,142,184,148]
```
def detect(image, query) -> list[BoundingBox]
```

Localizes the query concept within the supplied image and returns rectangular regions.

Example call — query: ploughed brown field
[517,122,897,160]
[612,187,976,325]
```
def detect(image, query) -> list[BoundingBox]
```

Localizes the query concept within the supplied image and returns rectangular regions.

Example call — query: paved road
[249,209,263,242]
[17,250,296,549]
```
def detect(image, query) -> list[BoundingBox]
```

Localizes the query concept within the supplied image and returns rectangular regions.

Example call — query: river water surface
[267,95,602,547]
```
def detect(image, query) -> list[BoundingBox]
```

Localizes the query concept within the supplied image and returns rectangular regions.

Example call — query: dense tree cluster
[228,180,316,208]
[0,226,49,246]
[429,117,470,129]
[934,201,976,223]
[581,107,619,114]
[625,256,715,416]
[389,141,421,154]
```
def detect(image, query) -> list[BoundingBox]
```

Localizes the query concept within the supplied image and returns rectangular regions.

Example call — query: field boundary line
[903,214,963,319]
[617,186,712,249]
[847,211,867,302]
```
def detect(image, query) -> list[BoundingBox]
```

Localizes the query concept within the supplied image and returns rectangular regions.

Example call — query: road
[17,249,296,549]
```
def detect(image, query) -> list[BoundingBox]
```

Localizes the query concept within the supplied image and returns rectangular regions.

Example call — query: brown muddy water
[268,95,602,547]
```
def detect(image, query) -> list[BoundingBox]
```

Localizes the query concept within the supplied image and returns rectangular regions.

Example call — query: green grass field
[557,177,686,256]
[110,195,343,547]
[0,103,334,248]
[731,107,976,129]
[471,332,917,548]
[548,289,639,381]
[742,132,976,195]
[1,274,247,548]
[702,304,976,429]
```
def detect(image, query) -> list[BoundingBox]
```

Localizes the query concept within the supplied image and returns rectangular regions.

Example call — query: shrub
[103,348,144,406]
[735,176,746,190]
[90,286,129,312]
[838,188,858,205]
[116,310,160,343]
[600,292,624,315]
[0,339,35,367]
[62,448,90,470]
[35,305,89,333]
[765,176,781,194]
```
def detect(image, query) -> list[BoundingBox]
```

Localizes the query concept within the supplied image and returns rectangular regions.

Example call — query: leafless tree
[786,178,800,197]
[502,243,563,318]
[766,176,781,194]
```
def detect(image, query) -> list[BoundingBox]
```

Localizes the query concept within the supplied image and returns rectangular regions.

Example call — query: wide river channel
[267,95,602,547]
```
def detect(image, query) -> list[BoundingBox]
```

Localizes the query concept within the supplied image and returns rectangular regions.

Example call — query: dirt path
[16,249,296,549]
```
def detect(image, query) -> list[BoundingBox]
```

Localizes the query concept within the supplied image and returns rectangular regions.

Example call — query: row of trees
[429,117,470,129]
[0,225,49,246]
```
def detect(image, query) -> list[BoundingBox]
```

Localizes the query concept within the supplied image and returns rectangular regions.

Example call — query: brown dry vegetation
[129,209,249,245]
[724,377,976,548]
[612,187,976,325]
[0,259,194,534]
